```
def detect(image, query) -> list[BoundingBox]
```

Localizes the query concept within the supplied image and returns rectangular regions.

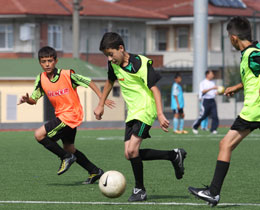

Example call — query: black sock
[130,156,145,190]
[39,137,68,159]
[209,160,230,196]
[139,149,177,161]
[74,150,98,174]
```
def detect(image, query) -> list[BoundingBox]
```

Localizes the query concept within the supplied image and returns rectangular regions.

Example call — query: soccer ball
[217,86,225,94]
[99,170,126,198]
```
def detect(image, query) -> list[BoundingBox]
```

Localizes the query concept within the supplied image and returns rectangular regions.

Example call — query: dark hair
[99,32,125,51]
[226,16,252,42]
[174,73,181,79]
[205,70,213,76]
[38,46,57,61]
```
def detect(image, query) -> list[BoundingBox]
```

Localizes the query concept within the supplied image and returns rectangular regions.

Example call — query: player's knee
[34,130,44,142]
[219,138,231,151]
[63,144,76,153]
[124,152,130,160]
[127,148,138,159]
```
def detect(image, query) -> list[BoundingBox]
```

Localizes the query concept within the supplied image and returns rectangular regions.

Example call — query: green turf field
[1,128,260,210]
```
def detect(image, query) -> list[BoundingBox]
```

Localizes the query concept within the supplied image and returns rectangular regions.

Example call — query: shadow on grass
[46,182,99,186]
[217,205,241,209]
[148,194,189,200]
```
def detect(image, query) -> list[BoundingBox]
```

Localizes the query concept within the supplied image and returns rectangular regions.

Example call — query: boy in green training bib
[95,32,187,202]
[189,16,260,207]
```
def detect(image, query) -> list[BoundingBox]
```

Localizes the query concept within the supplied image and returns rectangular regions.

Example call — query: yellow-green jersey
[108,54,161,125]
[240,42,260,121]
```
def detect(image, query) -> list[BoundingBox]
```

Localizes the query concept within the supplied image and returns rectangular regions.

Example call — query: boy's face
[207,71,214,80]
[229,34,240,51]
[102,45,125,66]
[39,56,57,74]
[175,76,182,83]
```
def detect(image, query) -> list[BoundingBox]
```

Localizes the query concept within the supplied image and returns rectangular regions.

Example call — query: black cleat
[188,186,220,207]
[57,154,77,175]
[171,148,187,179]
[82,168,104,184]
[128,188,147,202]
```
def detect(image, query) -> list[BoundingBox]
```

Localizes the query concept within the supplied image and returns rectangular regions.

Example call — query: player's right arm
[17,93,36,105]
[173,84,180,109]
[224,82,243,97]
[94,79,114,120]
[18,74,44,105]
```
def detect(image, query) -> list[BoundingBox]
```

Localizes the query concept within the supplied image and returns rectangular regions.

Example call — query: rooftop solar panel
[209,0,246,8]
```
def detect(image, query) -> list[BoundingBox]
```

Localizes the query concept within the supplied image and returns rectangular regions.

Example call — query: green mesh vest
[240,47,260,121]
[111,55,157,125]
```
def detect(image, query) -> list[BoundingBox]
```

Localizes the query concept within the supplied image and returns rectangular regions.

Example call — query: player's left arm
[249,52,260,96]
[173,85,180,109]
[151,86,169,132]
[71,71,115,109]
[147,61,169,132]
[249,51,260,77]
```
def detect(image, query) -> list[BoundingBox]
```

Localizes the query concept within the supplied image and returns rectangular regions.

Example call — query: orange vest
[41,69,83,128]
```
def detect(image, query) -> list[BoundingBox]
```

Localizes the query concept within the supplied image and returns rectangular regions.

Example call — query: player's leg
[201,117,209,130]
[192,99,211,133]
[173,110,181,133]
[179,109,188,134]
[188,127,251,206]
[127,120,187,181]
[61,128,104,184]
[35,118,76,175]
[125,134,146,202]
[209,100,219,133]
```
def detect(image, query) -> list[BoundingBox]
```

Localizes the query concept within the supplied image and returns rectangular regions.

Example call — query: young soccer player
[18,46,114,184]
[171,74,188,134]
[94,32,187,202]
[188,16,260,206]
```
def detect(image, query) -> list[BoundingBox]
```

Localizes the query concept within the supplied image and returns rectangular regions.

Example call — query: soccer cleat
[128,188,147,202]
[82,168,104,184]
[188,186,220,207]
[181,130,188,134]
[57,154,77,175]
[171,148,187,179]
[212,130,218,134]
[173,130,182,134]
[192,128,198,134]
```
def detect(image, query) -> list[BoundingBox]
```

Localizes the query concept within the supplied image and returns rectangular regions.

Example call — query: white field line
[95,135,260,141]
[1,200,260,207]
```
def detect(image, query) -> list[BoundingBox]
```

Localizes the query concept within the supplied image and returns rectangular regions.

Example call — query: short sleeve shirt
[107,54,161,89]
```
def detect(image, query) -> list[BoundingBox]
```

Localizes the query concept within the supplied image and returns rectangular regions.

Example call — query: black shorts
[124,120,151,141]
[45,117,77,144]
[231,115,260,131]
[173,108,184,114]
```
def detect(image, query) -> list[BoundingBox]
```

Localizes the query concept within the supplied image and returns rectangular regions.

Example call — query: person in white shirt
[192,70,219,134]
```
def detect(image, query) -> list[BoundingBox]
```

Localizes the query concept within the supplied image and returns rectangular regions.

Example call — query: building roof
[0,0,70,15]
[0,58,107,79]
[1,0,260,19]
[0,0,167,20]
[117,0,260,17]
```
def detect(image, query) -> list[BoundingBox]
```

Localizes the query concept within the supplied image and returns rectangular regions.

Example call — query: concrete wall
[0,80,125,124]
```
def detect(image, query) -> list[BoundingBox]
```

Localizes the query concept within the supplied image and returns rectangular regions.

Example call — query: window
[177,27,189,49]
[48,25,62,50]
[0,24,13,50]
[117,28,129,50]
[6,94,17,120]
[155,29,167,51]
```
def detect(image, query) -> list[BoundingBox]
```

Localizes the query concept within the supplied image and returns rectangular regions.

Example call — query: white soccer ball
[99,170,126,198]
[217,86,225,94]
